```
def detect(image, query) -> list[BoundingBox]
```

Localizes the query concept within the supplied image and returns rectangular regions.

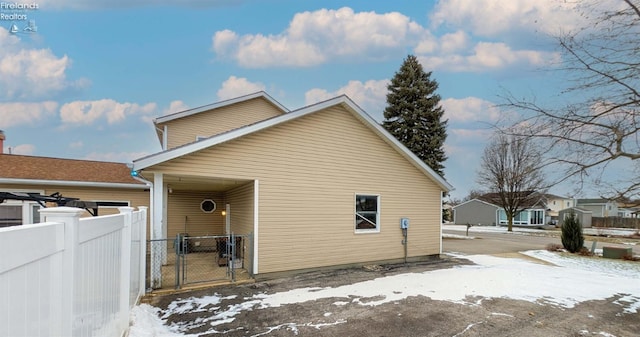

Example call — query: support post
[118,207,134,331]
[39,207,84,337]
[138,206,148,295]
[151,172,164,289]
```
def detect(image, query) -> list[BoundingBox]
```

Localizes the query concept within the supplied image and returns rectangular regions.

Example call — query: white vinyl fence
[0,206,147,337]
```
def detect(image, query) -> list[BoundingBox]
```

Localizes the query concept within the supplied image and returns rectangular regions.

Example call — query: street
[442,226,639,255]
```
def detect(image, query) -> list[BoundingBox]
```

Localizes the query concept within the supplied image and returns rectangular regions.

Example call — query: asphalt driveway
[135,228,640,337]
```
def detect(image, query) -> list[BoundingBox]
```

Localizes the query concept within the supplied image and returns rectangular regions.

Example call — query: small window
[201,199,217,213]
[0,205,22,228]
[355,194,379,231]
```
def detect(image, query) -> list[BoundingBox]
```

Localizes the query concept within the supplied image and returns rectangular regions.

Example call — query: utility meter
[400,218,409,229]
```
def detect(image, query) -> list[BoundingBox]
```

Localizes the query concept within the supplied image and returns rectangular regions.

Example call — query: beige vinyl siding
[0,183,151,237]
[162,98,285,150]
[43,186,149,216]
[0,184,149,217]
[166,190,224,239]
[226,182,254,235]
[225,182,255,274]
[147,105,443,274]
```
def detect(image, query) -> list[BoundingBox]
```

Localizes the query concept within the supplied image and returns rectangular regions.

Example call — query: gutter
[0,178,148,189]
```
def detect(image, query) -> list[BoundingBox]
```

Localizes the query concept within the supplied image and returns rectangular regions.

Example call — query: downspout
[129,166,153,236]
[439,191,443,254]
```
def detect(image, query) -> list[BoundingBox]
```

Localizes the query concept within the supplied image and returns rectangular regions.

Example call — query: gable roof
[153,91,289,125]
[577,198,613,205]
[474,191,546,209]
[0,154,146,188]
[134,95,453,192]
[452,198,500,209]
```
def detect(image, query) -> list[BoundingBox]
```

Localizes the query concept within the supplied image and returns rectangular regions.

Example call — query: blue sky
[0,0,594,200]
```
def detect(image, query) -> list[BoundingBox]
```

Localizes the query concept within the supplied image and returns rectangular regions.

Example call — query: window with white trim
[0,200,41,227]
[355,194,379,231]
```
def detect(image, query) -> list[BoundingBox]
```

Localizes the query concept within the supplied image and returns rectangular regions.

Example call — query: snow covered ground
[129,250,640,337]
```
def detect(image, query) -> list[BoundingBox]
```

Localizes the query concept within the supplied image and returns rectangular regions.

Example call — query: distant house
[133,91,453,278]
[576,199,618,217]
[0,153,150,227]
[544,194,575,220]
[616,204,640,218]
[453,192,547,227]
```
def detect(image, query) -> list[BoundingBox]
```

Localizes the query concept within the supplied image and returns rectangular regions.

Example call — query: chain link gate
[175,233,250,288]
[147,233,252,291]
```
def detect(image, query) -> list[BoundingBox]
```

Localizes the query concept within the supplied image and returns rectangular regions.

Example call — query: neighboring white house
[576,199,618,217]
[544,194,575,219]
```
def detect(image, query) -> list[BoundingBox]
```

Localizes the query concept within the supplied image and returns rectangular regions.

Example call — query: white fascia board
[153,91,289,125]
[339,98,454,192]
[0,178,148,189]
[134,96,348,170]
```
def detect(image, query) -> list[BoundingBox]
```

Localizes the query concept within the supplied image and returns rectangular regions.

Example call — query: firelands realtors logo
[1,2,39,34]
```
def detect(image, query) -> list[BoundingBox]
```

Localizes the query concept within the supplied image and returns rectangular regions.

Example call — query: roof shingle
[0,154,143,185]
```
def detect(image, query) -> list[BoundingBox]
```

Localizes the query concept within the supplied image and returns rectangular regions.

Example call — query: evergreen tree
[383,55,448,176]
[561,211,584,253]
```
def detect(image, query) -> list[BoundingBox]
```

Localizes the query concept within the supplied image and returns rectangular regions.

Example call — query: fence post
[118,207,134,332]
[138,207,148,296]
[39,207,84,337]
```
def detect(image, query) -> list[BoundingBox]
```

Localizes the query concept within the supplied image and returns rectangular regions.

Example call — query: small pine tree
[561,211,584,253]
[383,55,448,176]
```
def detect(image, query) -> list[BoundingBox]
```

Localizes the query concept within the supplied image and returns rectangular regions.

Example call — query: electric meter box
[400,218,410,229]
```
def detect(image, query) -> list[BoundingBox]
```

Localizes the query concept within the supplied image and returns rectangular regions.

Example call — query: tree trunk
[507,213,513,232]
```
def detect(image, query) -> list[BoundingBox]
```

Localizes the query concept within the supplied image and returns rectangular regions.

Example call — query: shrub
[561,211,584,253]
[546,243,564,252]
[578,247,593,256]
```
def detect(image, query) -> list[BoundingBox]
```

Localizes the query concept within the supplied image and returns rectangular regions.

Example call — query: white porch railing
[0,206,147,337]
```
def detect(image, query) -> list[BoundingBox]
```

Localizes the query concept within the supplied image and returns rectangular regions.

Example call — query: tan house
[133,92,453,278]
[0,153,150,227]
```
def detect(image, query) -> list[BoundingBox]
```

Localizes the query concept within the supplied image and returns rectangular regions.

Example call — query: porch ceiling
[163,175,251,192]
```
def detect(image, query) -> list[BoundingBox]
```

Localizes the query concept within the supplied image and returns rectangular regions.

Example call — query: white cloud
[217,76,266,100]
[430,0,583,37]
[305,79,389,120]
[163,100,189,115]
[212,7,424,68]
[419,42,560,73]
[441,97,501,124]
[4,143,35,155]
[60,99,157,126]
[0,28,86,99]
[83,151,151,163]
[439,31,469,54]
[0,101,58,128]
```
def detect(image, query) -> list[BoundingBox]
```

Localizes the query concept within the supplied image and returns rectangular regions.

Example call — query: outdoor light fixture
[221,210,226,216]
